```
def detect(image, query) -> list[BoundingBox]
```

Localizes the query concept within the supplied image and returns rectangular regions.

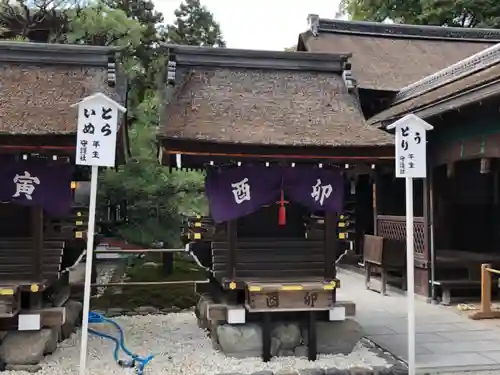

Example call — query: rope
[485,267,500,276]
[88,312,154,375]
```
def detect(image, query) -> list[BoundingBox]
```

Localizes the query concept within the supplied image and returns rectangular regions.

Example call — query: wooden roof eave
[369,78,500,127]
[158,137,394,166]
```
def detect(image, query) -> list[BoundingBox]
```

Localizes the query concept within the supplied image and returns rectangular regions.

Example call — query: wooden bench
[364,235,406,295]
[431,280,482,305]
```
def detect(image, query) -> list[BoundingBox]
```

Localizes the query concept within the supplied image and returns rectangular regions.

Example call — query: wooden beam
[0,306,66,330]
[31,205,44,282]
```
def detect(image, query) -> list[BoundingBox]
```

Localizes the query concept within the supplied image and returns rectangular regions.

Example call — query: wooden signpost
[387,114,433,375]
[72,93,126,375]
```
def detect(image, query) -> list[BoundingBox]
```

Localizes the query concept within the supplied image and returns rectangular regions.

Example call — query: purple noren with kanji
[205,166,344,223]
[0,156,74,216]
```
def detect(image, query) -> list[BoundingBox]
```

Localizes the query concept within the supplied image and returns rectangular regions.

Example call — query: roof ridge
[0,41,116,66]
[394,43,500,104]
[164,44,351,73]
[310,16,500,42]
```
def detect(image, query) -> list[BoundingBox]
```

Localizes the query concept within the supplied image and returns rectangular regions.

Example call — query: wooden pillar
[262,311,271,362]
[324,211,336,279]
[307,311,317,361]
[372,168,382,236]
[372,170,379,235]
[423,168,433,300]
[226,220,237,280]
[31,205,44,281]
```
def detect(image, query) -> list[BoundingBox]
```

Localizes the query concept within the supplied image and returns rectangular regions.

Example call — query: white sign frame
[387,114,433,375]
[72,92,126,375]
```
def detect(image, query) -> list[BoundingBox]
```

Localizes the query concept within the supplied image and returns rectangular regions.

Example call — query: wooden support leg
[365,263,371,289]
[441,288,451,306]
[29,292,43,310]
[262,312,271,362]
[381,268,387,296]
[470,263,500,320]
[307,311,317,361]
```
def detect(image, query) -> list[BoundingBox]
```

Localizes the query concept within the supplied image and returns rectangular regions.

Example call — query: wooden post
[324,211,336,279]
[226,220,237,280]
[307,310,317,361]
[481,263,492,314]
[31,205,44,282]
[469,263,500,320]
[162,252,174,277]
[262,311,271,362]
[372,170,379,236]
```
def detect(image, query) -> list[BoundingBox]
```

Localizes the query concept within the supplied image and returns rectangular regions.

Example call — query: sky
[154,0,342,51]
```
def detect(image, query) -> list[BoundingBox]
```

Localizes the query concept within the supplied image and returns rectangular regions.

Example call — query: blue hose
[88,312,154,375]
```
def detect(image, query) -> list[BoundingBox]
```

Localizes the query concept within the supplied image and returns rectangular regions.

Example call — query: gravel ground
[2,313,389,375]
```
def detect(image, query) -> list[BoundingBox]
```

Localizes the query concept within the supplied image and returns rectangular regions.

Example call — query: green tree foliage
[339,0,500,27]
[167,0,225,47]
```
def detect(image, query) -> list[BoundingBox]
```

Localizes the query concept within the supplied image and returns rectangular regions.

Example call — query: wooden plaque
[246,289,334,312]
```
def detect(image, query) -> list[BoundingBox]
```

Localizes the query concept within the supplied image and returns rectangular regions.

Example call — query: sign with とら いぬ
[73,92,126,168]
[387,114,433,179]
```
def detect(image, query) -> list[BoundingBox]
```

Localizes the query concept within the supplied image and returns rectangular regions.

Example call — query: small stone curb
[93,305,195,317]
[212,366,409,375]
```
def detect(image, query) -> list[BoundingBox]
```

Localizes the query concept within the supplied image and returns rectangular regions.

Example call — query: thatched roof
[369,43,500,124]
[0,42,125,135]
[160,45,393,148]
[298,17,500,90]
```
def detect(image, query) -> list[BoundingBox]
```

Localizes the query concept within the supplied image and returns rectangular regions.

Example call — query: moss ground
[91,253,206,310]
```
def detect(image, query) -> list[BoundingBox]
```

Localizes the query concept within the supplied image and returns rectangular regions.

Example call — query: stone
[43,328,59,354]
[294,345,308,357]
[303,319,363,355]
[349,368,373,375]
[372,367,394,375]
[251,371,274,375]
[216,324,262,357]
[106,307,125,317]
[162,307,181,314]
[272,323,301,349]
[134,306,159,315]
[271,337,281,356]
[277,348,294,357]
[298,369,325,375]
[0,329,58,365]
[5,364,42,373]
[143,262,160,267]
[275,370,299,375]
[325,369,349,375]
[62,299,83,339]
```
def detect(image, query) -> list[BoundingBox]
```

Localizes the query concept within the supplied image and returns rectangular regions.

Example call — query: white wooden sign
[387,113,433,375]
[387,114,433,179]
[71,92,126,375]
[73,92,126,168]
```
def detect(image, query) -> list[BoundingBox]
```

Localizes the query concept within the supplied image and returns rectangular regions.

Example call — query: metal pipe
[95,248,185,254]
[73,280,209,287]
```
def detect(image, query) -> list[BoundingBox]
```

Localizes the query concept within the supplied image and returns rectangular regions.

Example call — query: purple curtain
[0,156,74,217]
[283,167,344,213]
[205,166,281,223]
[205,166,344,223]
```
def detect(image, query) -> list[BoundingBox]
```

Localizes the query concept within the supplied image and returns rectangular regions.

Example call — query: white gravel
[95,263,119,297]
[4,313,388,375]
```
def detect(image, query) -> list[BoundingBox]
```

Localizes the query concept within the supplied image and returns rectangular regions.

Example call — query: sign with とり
[387,114,433,179]
[72,92,126,167]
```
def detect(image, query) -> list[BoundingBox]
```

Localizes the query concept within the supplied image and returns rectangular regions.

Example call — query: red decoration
[277,187,289,226]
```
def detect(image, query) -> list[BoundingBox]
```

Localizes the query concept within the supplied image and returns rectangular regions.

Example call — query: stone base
[212,319,363,358]
[0,299,82,367]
